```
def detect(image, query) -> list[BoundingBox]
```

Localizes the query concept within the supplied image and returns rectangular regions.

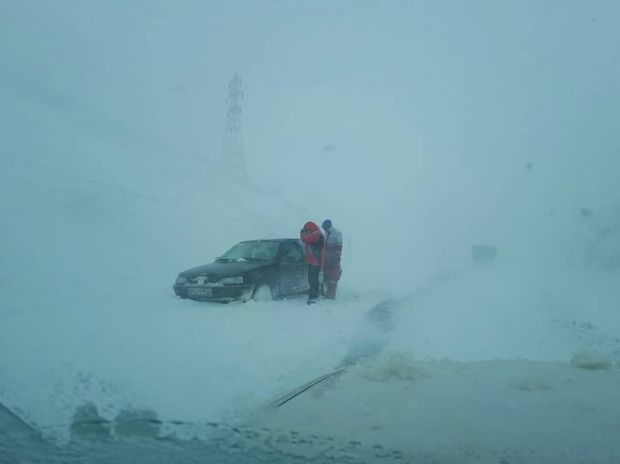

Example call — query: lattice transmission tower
[223,72,246,178]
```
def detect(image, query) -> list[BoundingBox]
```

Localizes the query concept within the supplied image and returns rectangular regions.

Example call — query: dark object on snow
[174,239,316,302]
[0,401,51,462]
[580,207,594,218]
[70,402,111,440]
[268,367,348,408]
[471,245,497,264]
[114,408,160,439]
[525,162,533,170]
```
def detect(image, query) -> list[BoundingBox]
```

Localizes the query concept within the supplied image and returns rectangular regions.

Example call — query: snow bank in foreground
[0,284,385,442]
[252,356,620,463]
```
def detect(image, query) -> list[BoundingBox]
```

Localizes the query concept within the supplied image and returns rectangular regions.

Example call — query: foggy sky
[1,0,618,269]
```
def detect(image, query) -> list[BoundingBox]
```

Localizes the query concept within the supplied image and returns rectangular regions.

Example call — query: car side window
[280,242,304,263]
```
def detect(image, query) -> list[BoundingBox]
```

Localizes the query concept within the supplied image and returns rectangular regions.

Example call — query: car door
[277,241,308,296]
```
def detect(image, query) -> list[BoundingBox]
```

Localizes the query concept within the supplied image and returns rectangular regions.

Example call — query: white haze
[1,0,619,459]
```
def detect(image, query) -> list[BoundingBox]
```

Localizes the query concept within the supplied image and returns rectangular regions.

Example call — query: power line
[0,152,187,208]
[0,175,194,222]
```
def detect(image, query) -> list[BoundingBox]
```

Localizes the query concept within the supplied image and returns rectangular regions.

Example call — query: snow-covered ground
[248,266,620,462]
[2,254,619,462]
[1,1,620,462]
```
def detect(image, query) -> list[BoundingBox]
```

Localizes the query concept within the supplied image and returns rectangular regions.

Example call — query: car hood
[179,260,273,279]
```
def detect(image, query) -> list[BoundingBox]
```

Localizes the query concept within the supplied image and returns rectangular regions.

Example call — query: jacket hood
[303,221,319,231]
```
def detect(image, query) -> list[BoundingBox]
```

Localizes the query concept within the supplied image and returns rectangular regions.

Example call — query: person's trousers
[323,260,342,300]
[308,265,320,300]
[325,281,338,299]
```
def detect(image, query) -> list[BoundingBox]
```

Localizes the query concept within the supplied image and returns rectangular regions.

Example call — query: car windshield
[219,241,280,261]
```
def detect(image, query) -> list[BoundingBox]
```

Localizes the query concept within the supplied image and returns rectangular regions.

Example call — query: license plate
[189,288,212,297]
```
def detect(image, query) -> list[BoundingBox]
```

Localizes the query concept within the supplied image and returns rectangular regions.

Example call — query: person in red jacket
[300,221,324,304]
[321,219,343,299]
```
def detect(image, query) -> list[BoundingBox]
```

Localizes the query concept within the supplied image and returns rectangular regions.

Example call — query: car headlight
[175,275,188,284]
[220,276,244,285]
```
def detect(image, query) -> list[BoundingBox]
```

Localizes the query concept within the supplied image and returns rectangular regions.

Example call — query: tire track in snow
[270,270,460,408]
[338,269,460,369]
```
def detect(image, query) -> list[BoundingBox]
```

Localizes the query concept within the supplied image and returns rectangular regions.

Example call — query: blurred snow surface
[1,2,619,460]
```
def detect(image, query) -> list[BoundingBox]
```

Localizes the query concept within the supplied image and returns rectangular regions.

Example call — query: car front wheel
[252,284,273,302]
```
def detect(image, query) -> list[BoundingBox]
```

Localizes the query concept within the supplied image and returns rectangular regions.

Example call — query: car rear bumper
[173,283,255,302]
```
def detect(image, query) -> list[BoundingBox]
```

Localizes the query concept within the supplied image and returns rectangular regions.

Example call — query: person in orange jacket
[300,221,324,304]
[321,219,343,299]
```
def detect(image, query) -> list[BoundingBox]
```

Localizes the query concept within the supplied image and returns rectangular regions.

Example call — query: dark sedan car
[173,239,310,302]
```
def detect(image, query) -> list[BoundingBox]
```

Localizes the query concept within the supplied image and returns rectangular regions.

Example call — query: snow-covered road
[2,263,618,456]
[0,283,389,441]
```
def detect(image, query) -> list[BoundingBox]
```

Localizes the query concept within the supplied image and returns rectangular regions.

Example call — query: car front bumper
[173,283,255,303]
